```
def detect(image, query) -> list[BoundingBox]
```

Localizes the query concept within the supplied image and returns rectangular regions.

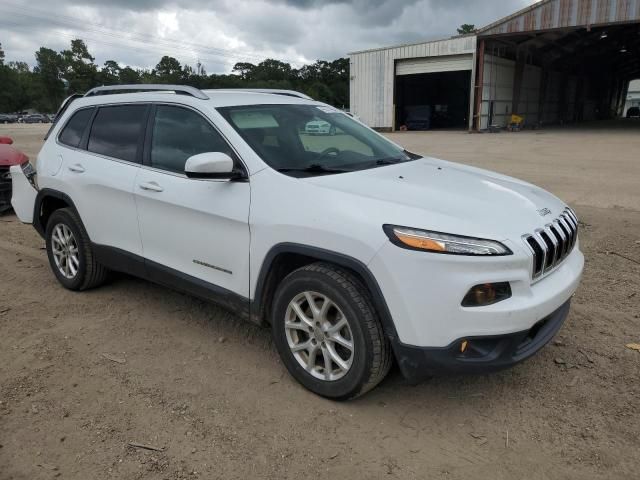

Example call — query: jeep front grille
[522,208,579,280]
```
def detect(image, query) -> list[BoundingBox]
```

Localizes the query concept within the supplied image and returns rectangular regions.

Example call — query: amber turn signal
[394,232,445,251]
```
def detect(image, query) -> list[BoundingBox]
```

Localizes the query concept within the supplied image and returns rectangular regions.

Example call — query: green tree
[155,56,182,83]
[100,60,121,85]
[457,24,476,35]
[118,66,141,84]
[232,62,256,80]
[61,39,98,93]
[34,46,65,111]
[1,37,351,112]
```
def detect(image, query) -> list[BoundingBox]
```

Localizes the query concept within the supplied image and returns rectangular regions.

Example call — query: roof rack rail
[84,84,209,100]
[212,89,312,100]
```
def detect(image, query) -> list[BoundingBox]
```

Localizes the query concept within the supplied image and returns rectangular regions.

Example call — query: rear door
[60,104,148,257]
[134,104,251,298]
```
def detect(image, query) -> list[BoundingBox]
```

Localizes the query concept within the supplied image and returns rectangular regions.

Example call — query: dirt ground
[1,122,638,480]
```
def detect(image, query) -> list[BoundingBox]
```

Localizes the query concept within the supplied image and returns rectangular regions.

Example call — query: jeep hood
[302,157,567,240]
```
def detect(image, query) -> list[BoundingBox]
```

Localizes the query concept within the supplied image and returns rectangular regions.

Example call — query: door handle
[68,163,85,173]
[139,181,164,192]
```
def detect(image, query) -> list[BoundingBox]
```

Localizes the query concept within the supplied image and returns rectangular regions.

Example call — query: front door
[134,104,251,298]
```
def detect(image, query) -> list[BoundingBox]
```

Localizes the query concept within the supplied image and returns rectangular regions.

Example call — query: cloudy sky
[1,0,534,73]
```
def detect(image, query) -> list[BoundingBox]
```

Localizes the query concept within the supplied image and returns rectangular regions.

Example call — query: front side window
[88,104,148,163]
[150,105,235,173]
[218,104,418,176]
[58,107,94,148]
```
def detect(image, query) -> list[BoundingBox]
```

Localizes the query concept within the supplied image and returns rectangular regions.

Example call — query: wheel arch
[251,243,399,341]
[33,188,79,238]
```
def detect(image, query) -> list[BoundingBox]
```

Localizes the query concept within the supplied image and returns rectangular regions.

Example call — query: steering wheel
[314,147,340,163]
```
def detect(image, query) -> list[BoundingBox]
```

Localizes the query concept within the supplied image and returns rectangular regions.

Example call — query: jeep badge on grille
[537,208,552,217]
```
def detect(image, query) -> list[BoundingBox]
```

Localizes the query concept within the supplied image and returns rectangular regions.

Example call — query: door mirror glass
[185,152,236,179]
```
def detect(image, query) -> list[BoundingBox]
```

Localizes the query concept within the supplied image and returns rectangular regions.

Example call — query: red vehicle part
[0,141,30,213]
[0,143,29,166]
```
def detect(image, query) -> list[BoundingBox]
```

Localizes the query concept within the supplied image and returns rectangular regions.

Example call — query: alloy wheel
[284,291,354,381]
[51,223,79,279]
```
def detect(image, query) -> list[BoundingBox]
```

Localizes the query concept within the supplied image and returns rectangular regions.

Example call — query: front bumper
[368,239,584,348]
[393,300,571,382]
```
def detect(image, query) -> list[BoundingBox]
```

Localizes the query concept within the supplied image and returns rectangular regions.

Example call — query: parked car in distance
[11,85,584,400]
[626,106,640,118]
[0,114,18,124]
[22,114,50,124]
[305,119,336,135]
[404,105,432,130]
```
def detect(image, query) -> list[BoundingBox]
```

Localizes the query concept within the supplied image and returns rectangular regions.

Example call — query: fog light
[461,282,511,307]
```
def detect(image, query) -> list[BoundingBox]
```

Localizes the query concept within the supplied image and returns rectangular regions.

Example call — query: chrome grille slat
[544,225,560,268]
[561,214,577,250]
[558,217,573,252]
[522,208,579,281]
[551,222,567,259]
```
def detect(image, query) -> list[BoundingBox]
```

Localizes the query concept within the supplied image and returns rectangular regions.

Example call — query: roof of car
[68,90,319,111]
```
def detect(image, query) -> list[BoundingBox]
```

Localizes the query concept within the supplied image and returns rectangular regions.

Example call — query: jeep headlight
[383,225,511,256]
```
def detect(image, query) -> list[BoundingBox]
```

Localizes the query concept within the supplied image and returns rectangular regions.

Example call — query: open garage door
[396,54,473,76]
[395,55,472,130]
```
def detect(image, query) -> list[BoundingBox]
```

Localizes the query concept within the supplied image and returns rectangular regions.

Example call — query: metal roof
[348,34,475,56]
[478,0,640,37]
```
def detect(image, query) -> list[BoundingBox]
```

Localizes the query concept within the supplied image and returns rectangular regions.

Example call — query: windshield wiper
[276,164,350,175]
[375,152,421,166]
[375,158,402,166]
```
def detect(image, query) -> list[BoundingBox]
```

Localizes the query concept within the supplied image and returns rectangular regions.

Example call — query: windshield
[217,104,419,176]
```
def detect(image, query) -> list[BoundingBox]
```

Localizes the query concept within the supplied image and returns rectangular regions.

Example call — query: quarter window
[88,105,148,163]
[59,108,94,148]
[150,105,234,173]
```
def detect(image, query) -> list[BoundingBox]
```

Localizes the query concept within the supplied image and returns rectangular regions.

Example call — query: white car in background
[305,119,336,135]
[10,85,583,400]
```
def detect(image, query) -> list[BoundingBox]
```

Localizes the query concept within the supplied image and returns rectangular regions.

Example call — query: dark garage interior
[395,70,471,130]
[475,21,640,129]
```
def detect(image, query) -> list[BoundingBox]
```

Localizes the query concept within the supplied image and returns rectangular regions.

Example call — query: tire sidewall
[45,209,87,290]
[272,269,375,399]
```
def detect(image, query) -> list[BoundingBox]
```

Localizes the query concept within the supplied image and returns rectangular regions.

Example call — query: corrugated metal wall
[479,55,595,129]
[480,0,640,36]
[349,36,476,129]
[480,55,515,129]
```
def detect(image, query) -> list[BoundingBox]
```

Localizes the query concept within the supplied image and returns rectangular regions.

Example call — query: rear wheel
[45,208,109,290]
[271,262,391,400]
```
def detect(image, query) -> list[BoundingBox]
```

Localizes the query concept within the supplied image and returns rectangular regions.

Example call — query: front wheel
[45,208,109,290]
[271,263,392,400]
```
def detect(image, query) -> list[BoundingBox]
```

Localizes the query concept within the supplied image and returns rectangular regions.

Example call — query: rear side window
[150,105,234,173]
[88,105,148,163]
[58,108,93,148]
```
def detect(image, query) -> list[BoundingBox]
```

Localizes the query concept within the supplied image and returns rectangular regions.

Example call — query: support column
[473,39,486,131]
[512,52,525,117]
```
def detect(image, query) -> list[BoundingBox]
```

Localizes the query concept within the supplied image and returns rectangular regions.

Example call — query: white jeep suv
[11,85,584,399]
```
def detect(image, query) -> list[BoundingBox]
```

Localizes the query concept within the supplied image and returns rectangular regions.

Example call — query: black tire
[45,208,109,291]
[271,262,392,400]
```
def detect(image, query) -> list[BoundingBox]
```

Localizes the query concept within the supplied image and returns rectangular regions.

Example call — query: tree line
[0,39,349,113]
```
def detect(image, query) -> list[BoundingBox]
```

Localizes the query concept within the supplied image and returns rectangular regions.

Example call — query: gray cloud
[1,0,534,73]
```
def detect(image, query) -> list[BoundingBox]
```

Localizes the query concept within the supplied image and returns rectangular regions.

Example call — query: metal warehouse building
[349,0,640,131]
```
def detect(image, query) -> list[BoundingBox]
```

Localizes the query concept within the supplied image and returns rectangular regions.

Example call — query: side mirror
[184,152,243,180]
